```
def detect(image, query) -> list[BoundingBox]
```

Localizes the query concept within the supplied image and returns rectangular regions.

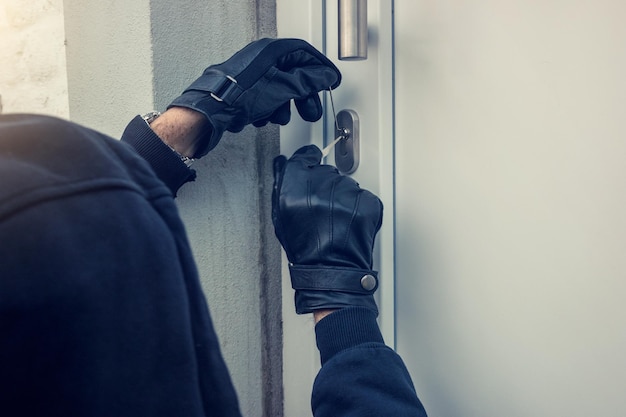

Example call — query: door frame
[276,1,396,414]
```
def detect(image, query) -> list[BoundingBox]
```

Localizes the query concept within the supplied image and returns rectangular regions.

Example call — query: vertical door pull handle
[338,0,368,60]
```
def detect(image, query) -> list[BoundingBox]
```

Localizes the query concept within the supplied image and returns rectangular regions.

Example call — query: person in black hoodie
[0,38,427,417]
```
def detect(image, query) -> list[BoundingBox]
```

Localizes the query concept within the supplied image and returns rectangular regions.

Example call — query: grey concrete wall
[64,1,281,416]
[63,0,154,136]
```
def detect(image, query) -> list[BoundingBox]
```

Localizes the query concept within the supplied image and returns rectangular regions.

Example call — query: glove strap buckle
[210,75,239,103]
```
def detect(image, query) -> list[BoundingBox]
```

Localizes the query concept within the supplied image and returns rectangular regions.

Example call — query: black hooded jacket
[0,114,426,417]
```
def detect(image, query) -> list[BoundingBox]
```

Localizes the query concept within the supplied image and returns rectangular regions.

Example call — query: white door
[277,2,394,415]
[395,0,626,416]
[280,0,626,416]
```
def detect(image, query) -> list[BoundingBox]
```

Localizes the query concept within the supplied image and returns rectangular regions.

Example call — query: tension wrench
[321,87,350,158]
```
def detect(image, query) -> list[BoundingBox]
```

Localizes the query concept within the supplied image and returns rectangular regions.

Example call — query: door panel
[322,0,395,343]
[395,0,626,415]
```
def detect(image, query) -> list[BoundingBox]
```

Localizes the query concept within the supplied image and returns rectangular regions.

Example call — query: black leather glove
[272,145,383,315]
[169,38,341,158]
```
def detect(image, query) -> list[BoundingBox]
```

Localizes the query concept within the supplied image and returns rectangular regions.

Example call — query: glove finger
[257,65,337,125]
[253,101,292,127]
[224,38,340,90]
[295,95,323,122]
[240,40,339,124]
[253,118,270,128]
[226,122,246,133]
[272,155,288,242]
[289,145,322,167]
[273,155,288,183]
[360,189,385,232]
[282,65,340,98]
[276,44,342,90]
[270,101,292,125]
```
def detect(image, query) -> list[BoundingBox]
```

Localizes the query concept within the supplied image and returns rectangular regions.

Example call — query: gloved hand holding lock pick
[172,37,382,315]
[169,38,341,158]
[272,145,384,315]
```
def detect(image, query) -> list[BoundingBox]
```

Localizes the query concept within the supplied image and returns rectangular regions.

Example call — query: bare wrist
[313,309,339,324]
[148,107,207,158]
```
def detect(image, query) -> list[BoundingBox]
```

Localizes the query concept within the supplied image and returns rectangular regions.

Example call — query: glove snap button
[360,274,376,291]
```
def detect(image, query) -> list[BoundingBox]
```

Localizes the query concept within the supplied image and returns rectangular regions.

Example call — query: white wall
[395,0,626,416]
[0,0,68,117]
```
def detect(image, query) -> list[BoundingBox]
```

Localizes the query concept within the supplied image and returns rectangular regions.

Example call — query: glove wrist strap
[289,264,378,294]
[184,70,244,105]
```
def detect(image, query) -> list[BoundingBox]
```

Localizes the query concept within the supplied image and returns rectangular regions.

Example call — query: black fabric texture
[314,307,384,365]
[0,114,241,417]
[313,308,428,416]
[271,145,383,314]
[168,38,341,157]
[0,114,427,417]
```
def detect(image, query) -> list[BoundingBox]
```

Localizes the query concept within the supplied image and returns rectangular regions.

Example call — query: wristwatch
[141,111,195,167]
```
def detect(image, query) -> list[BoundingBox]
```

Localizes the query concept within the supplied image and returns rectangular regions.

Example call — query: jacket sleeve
[120,115,196,196]
[312,307,428,417]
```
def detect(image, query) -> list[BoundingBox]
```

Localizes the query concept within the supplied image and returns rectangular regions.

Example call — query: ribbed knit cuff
[121,116,196,196]
[315,307,385,365]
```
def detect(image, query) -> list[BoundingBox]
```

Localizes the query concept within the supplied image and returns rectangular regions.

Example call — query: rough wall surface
[150,2,281,415]
[63,0,154,136]
[0,0,69,117]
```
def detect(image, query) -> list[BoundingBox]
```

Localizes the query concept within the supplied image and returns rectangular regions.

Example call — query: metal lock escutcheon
[334,109,360,174]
